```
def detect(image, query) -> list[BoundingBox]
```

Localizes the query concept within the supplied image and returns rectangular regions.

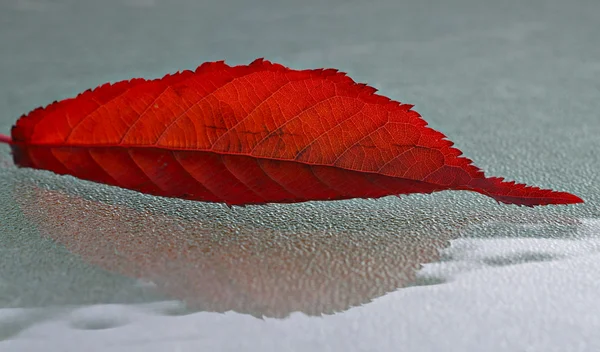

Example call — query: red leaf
[1,59,583,206]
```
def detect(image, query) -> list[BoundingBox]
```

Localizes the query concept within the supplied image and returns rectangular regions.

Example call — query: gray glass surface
[0,0,598,351]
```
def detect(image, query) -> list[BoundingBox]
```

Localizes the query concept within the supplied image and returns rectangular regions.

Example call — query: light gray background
[0,0,598,351]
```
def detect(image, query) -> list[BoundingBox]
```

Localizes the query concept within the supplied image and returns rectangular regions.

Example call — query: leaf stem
[0,134,12,144]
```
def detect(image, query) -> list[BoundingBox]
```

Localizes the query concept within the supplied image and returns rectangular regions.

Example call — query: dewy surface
[0,0,599,351]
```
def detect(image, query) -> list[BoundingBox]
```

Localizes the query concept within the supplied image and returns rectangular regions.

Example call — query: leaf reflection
[15,182,578,318]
